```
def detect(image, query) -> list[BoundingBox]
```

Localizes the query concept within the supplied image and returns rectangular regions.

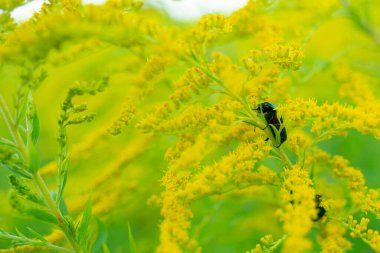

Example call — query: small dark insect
[313,194,326,221]
[289,192,327,221]
[254,102,287,147]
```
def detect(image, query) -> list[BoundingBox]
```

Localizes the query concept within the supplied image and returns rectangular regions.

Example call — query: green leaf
[15,228,27,238]
[78,197,92,248]
[57,153,71,203]
[241,120,256,127]
[92,217,108,253]
[269,124,281,146]
[31,108,40,144]
[52,192,69,216]
[101,243,111,253]
[26,227,47,242]
[15,96,28,126]
[238,111,250,118]
[0,138,18,149]
[128,223,137,253]
[59,196,69,216]
[0,230,72,253]
[309,164,315,180]
[27,139,40,173]
[1,164,33,179]
[25,208,58,224]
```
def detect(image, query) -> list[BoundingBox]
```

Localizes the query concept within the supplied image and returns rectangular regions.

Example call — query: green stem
[217,182,280,196]
[0,94,18,144]
[0,94,29,160]
[341,0,380,48]
[0,93,82,253]
[0,233,74,253]
[262,125,293,169]
[33,172,82,253]
[338,219,376,251]
[33,173,63,222]
[278,147,293,169]
[191,56,294,169]
[269,235,287,251]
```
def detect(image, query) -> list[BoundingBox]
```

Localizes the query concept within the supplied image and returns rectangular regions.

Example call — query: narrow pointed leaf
[127,223,137,253]
[31,109,40,144]
[57,153,71,203]
[92,217,108,253]
[27,139,40,173]
[26,227,47,242]
[78,197,92,247]
[25,208,58,224]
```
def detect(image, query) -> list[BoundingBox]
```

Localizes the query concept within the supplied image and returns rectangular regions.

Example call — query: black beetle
[289,192,327,221]
[313,194,326,221]
[254,102,287,147]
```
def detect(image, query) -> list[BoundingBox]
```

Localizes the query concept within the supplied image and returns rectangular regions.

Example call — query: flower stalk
[0,93,82,253]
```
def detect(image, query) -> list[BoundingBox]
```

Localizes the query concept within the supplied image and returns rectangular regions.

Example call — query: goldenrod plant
[0,0,380,252]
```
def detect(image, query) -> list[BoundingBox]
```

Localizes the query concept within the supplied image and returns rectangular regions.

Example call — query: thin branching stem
[0,232,74,253]
[0,94,19,149]
[278,147,293,169]
[190,53,294,169]
[0,93,82,253]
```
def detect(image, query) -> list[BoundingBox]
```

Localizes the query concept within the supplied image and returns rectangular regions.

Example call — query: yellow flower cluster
[246,234,287,253]
[157,102,236,134]
[230,0,279,42]
[318,221,351,253]
[0,246,49,253]
[179,142,274,201]
[332,155,366,204]
[242,50,264,77]
[0,1,165,64]
[311,147,380,221]
[191,14,232,44]
[105,0,143,10]
[278,166,316,253]
[169,68,210,108]
[0,229,64,253]
[107,99,137,135]
[130,56,169,93]
[156,171,198,253]
[280,98,380,141]
[61,0,81,12]
[47,38,105,66]
[137,65,216,133]
[265,43,303,70]
[2,0,380,252]
[156,131,275,252]
[363,189,380,218]
[347,216,380,252]
[336,67,376,107]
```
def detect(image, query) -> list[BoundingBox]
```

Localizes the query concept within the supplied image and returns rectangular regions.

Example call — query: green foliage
[0,229,71,253]
[77,197,92,250]
[1,0,380,252]
[0,66,108,252]
[56,76,108,204]
[127,223,137,253]
[91,218,108,253]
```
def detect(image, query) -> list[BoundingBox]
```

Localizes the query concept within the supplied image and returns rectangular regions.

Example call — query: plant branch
[190,52,294,169]
[0,232,74,253]
[0,93,82,253]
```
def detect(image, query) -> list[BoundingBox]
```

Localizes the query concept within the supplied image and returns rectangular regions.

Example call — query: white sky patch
[145,0,248,21]
[82,0,106,4]
[11,0,46,22]
[10,0,248,23]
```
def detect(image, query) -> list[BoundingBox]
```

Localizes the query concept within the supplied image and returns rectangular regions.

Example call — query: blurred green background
[1,0,380,252]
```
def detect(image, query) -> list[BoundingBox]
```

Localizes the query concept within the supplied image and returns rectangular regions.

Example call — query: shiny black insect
[313,194,326,221]
[289,192,327,221]
[254,102,287,147]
